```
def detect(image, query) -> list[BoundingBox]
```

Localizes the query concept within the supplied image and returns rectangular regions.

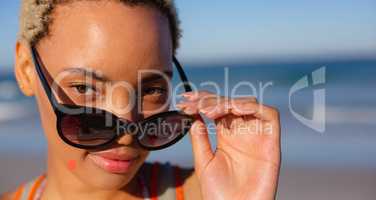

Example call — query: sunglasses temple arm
[173,56,193,92]
[30,46,59,113]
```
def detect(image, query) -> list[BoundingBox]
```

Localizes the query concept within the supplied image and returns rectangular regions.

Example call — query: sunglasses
[30,46,194,151]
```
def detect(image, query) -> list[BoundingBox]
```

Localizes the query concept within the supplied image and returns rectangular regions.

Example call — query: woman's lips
[87,151,139,174]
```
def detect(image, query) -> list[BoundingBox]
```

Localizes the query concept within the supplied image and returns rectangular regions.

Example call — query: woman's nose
[106,82,138,118]
[106,83,139,146]
[117,132,134,146]
[115,119,138,146]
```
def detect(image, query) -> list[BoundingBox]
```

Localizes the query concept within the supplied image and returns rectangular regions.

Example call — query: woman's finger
[231,101,279,122]
[199,98,258,119]
[180,94,273,121]
[180,91,258,113]
[188,115,214,177]
[195,97,278,122]
[181,90,215,101]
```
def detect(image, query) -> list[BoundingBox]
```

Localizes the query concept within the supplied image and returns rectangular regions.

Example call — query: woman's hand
[177,91,281,200]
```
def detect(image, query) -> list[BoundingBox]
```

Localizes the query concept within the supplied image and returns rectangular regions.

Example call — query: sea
[1,59,376,199]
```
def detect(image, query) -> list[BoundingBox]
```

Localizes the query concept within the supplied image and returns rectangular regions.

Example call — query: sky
[0,0,375,68]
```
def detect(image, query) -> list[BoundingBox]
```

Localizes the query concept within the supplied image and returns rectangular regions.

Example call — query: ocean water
[1,60,376,194]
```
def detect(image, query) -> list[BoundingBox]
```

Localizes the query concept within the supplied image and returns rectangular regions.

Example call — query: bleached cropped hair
[19,0,181,53]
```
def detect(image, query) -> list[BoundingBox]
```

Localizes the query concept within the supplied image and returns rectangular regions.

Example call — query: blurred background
[1,0,375,199]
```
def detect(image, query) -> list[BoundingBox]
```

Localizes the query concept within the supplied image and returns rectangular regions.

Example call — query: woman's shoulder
[0,186,20,200]
[0,191,14,200]
[0,174,46,200]
[1,164,201,200]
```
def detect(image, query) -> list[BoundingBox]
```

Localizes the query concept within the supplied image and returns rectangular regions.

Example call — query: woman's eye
[143,86,167,96]
[70,84,96,95]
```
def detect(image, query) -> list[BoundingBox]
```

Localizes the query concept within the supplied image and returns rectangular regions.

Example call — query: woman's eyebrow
[141,70,173,84]
[59,67,109,81]
[59,67,172,83]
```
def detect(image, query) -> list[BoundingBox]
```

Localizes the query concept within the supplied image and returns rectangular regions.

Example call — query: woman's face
[27,1,173,189]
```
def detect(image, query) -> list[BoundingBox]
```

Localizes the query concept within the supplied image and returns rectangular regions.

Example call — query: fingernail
[181,92,193,97]
[200,106,214,114]
[182,107,196,115]
[176,103,186,109]
[181,92,200,101]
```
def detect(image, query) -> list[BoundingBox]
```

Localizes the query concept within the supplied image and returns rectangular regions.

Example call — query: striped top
[11,162,185,200]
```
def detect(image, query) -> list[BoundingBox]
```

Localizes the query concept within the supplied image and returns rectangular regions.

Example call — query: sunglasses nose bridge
[116,119,138,138]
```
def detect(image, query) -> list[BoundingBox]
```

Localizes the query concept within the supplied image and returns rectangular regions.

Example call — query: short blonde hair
[19,0,181,53]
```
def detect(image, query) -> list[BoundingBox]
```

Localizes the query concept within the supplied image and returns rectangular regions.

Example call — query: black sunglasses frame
[30,45,194,151]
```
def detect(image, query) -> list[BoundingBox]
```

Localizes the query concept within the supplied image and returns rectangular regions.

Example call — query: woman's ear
[14,41,36,96]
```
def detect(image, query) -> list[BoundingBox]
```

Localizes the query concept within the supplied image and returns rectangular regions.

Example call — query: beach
[1,62,376,199]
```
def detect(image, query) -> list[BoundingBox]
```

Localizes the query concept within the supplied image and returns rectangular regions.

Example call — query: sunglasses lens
[60,113,117,147]
[137,113,193,148]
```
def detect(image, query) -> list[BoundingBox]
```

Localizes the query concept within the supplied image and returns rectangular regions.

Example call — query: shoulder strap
[172,165,184,200]
[13,174,46,200]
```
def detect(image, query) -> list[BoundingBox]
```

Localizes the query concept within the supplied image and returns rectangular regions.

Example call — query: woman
[1,0,281,199]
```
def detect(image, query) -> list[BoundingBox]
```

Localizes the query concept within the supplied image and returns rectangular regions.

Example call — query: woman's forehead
[36,0,173,82]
